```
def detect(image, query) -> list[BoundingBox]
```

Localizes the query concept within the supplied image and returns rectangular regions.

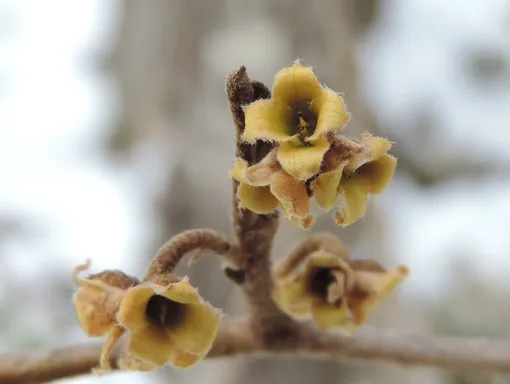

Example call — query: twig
[4,322,510,383]
[144,229,242,281]
[226,67,289,334]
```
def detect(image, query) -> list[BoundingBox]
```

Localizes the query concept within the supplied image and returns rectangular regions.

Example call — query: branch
[226,67,288,332]
[4,321,510,383]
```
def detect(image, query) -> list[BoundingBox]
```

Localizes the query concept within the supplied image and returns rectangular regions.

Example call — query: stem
[144,229,242,281]
[5,323,510,383]
[226,67,290,335]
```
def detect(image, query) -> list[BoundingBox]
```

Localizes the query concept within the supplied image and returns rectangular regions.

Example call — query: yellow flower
[311,134,397,227]
[72,260,138,338]
[116,277,222,368]
[231,150,314,229]
[242,61,350,181]
[272,251,408,330]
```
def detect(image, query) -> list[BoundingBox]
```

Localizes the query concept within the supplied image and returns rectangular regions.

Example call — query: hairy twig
[144,229,242,281]
[226,67,290,335]
[5,321,510,383]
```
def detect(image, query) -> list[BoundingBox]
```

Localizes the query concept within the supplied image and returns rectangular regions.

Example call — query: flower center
[308,267,336,299]
[146,295,187,329]
[291,103,317,144]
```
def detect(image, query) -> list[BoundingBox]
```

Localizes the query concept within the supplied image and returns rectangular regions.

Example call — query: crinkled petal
[347,134,392,171]
[272,61,323,106]
[231,152,279,187]
[321,136,364,173]
[307,90,350,141]
[168,303,221,355]
[311,164,346,211]
[270,170,310,219]
[361,133,392,161]
[243,99,293,143]
[348,155,397,195]
[161,279,203,305]
[277,135,330,181]
[238,183,279,214]
[128,327,175,366]
[117,286,156,331]
[311,300,351,329]
[335,184,368,227]
[354,266,409,301]
[349,266,409,325]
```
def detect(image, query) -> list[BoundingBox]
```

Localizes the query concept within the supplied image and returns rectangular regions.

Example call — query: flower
[72,260,138,338]
[242,61,350,181]
[311,134,397,226]
[116,277,222,368]
[230,150,314,229]
[272,250,408,330]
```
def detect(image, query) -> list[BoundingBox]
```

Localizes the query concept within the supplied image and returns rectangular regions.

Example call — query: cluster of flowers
[71,62,407,374]
[231,61,397,229]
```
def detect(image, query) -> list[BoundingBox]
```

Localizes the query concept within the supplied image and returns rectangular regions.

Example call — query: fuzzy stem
[5,323,510,383]
[226,67,290,334]
[273,233,350,280]
[143,229,242,281]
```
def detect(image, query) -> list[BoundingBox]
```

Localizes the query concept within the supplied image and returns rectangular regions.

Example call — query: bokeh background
[2,0,510,383]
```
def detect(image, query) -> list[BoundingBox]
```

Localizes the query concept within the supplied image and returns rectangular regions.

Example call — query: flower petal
[277,135,330,181]
[307,89,350,141]
[230,158,249,183]
[117,285,156,331]
[361,133,392,161]
[231,151,279,187]
[270,170,310,219]
[347,134,393,171]
[238,183,279,214]
[347,265,408,326]
[311,300,351,329]
[311,165,346,211]
[335,184,368,227]
[272,288,311,319]
[353,265,409,301]
[272,62,323,106]
[168,303,221,355]
[348,155,397,195]
[243,99,293,143]
[161,279,203,305]
[170,349,200,368]
[128,327,176,366]
[306,250,351,269]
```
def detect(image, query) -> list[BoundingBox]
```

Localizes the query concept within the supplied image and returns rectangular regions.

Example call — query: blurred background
[2,0,510,383]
